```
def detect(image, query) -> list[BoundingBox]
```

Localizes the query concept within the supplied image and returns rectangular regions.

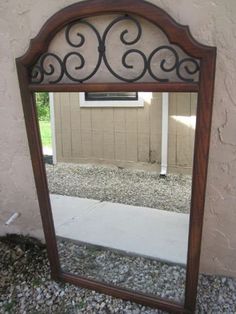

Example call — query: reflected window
[85,92,138,101]
[80,92,144,107]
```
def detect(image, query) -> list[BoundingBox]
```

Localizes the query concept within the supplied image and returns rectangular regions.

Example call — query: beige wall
[168,93,197,172]
[0,0,236,277]
[53,92,197,173]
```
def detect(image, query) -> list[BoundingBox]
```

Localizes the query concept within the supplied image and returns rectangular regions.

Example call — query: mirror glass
[36,91,197,303]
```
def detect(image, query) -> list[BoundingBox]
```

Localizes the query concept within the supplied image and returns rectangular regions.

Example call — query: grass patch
[4,300,16,312]
[39,120,52,148]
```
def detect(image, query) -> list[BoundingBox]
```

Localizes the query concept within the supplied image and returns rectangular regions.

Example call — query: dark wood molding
[184,51,217,311]
[16,0,214,68]
[15,0,216,312]
[28,82,199,93]
[16,63,61,279]
[60,272,191,313]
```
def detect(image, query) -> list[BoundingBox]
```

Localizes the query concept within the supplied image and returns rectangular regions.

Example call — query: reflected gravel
[58,239,186,304]
[46,163,192,213]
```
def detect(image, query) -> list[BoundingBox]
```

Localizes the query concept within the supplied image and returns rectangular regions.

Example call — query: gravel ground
[46,163,192,213]
[1,235,236,313]
[58,239,186,303]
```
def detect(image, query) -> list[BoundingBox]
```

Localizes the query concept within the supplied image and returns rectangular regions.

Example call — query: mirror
[36,91,197,303]
[16,1,216,311]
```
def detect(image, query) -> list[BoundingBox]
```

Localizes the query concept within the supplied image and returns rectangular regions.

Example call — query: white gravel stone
[0,235,236,313]
[46,163,192,213]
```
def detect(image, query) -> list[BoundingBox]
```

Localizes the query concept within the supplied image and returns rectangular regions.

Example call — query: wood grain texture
[184,52,216,312]
[29,82,199,93]
[15,0,216,312]
[16,63,61,279]
[60,271,191,313]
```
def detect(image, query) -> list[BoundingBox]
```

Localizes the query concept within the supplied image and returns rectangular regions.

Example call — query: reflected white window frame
[79,92,147,107]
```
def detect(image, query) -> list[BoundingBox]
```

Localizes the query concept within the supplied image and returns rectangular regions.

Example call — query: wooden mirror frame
[16,0,216,312]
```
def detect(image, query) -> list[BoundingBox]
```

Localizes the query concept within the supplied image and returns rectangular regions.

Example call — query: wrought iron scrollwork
[30,14,200,84]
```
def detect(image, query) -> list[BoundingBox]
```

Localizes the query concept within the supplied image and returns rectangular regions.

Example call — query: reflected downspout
[49,92,57,165]
[160,92,169,176]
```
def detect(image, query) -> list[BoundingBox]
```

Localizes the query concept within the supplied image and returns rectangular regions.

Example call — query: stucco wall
[0,0,236,277]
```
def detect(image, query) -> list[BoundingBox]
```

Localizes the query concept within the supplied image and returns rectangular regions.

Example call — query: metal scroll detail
[30,15,200,84]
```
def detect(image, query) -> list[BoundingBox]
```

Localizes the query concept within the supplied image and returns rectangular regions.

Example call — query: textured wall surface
[53,92,196,173]
[0,0,236,277]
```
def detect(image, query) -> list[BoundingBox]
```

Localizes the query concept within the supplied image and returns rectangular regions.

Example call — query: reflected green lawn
[39,120,52,148]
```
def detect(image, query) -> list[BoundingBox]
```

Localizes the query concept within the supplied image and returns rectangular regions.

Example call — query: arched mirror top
[17,0,215,87]
[16,1,217,312]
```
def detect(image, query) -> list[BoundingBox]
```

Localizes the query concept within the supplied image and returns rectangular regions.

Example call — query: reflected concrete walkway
[51,194,189,265]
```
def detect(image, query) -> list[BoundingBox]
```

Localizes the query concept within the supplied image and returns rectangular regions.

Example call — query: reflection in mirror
[36,91,197,303]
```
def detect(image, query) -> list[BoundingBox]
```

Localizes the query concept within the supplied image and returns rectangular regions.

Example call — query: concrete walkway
[51,194,189,265]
